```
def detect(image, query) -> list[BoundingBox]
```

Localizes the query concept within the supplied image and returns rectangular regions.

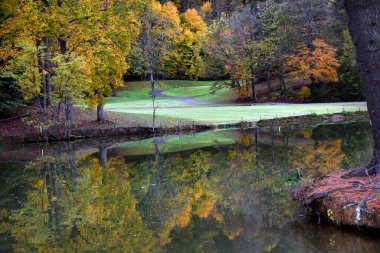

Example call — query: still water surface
[0,122,379,252]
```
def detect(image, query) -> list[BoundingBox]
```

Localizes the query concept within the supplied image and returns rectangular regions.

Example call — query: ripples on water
[0,122,379,252]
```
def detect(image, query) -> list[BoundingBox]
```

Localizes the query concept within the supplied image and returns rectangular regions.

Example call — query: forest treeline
[0,0,363,129]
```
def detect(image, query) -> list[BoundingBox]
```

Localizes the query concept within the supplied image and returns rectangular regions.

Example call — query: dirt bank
[257,111,369,128]
[0,105,213,143]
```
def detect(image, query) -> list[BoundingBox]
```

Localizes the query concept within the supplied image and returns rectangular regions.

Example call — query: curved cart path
[151,89,212,105]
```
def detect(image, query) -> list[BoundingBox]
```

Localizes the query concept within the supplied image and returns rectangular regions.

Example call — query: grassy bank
[106,102,367,126]
[105,80,367,126]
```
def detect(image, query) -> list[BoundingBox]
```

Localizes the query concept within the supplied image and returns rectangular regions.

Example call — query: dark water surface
[0,122,379,252]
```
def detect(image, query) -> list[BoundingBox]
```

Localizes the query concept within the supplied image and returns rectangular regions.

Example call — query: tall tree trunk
[67,142,77,182]
[36,40,47,113]
[343,0,380,177]
[64,98,73,138]
[97,103,105,122]
[251,81,257,103]
[150,65,156,132]
[58,37,73,139]
[279,74,288,103]
[267,71,272,93]
[97,92,105,122]
[44,36,51,106]
[251,67,257,103]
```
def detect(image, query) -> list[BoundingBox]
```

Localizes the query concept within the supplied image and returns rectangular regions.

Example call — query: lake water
[0,122,379,252]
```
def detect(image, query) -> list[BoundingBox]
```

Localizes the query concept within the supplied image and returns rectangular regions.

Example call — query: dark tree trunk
[251,81,257,103]
[97,103,105,122]
[36,40,47,113]
[96,91,105,122]
[67,142,77,182]
[279,74,288,103]
[64,98,73,138]
[44,36,51,106]
[99,145,108,168]
[58,37,73,139]
[343,0,380,177]
[251,67,257,103]
[267,71,272,93]
[150,66,156,132]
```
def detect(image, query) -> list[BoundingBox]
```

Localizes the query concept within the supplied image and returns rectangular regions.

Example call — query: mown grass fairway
[105,80,367,126]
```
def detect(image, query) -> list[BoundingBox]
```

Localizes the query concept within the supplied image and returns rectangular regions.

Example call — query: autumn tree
[137,0,179,130]
[288,39,340,84]
[205,10,248,99]
[207,2,284,102]
[177,8,207,79]
[0,0,143,135]
[75,0,142,122]
[253,1,292,102]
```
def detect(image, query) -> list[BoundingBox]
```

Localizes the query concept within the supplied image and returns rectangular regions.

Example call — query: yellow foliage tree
[177,8,207,79]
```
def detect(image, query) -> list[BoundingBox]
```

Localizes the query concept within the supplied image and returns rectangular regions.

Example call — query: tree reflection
[0,122,377,252]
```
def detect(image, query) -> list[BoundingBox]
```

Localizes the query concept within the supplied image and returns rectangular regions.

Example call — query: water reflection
[0,122,378,252]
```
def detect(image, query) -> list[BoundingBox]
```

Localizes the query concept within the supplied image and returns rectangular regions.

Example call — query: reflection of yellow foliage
[213,211,224,223]
[196,195,216,218]
[264,239,279,252]
[32,178,44,189]
[1,157,157,252]
[228,147,257,172]
[301,129,313,139]
[224,227,243,240]
[174,202,192,227]
[291,140,345,176]
[239,133,253,146]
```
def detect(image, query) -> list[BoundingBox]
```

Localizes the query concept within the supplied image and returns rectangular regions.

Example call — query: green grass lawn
[105,80,228,108]
[104,80,367,126]
[164,86,233,103]
[106,103,367,125]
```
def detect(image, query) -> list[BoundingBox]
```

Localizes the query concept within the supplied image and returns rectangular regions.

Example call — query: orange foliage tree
[288,39,340,84]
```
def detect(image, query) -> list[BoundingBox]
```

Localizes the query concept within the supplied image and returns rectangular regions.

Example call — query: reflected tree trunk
[66,142,77,183]
[271,127,275,161]
[99,144,108,168]
[283,127,289,170]
[45,155,61,234]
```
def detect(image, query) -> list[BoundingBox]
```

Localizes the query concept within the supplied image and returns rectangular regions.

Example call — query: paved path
[152,90,211,105]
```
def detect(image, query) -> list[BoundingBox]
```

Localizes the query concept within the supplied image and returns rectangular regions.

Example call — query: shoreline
[0,110,369,144]
[256,111,369,128]
[292,172,380,229]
